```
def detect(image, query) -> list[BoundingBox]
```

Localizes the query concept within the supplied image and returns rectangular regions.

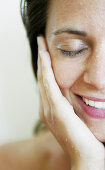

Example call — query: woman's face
[46,0,105,142]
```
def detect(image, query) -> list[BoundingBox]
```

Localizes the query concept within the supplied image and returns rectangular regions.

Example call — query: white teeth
[85,99,89,105]
[82,97,105,109]
[89,100,94,107]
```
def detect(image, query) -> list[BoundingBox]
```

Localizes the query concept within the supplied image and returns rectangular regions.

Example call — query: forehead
[46,0,105,36]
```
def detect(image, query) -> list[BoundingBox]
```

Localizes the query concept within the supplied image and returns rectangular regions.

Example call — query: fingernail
[37,36,46,51]
[37,36,43,50]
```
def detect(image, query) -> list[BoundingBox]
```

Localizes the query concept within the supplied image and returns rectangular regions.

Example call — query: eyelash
[59,48,88,57]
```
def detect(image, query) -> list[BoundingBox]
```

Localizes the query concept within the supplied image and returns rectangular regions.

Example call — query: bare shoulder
[0,131,71,170]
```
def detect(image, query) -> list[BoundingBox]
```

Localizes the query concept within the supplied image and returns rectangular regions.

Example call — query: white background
[0,0,39,144]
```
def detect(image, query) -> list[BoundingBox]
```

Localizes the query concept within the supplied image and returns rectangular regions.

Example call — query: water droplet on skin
[66,138,68,142]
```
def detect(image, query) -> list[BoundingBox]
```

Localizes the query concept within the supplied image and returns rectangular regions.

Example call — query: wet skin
[45,0,105,142]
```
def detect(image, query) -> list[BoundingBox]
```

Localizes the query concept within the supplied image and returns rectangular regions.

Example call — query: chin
[88,125,105,143]
[92,130,105,143]
[73,107,105,143]
[95,136,105,143]
[83,118,105,143]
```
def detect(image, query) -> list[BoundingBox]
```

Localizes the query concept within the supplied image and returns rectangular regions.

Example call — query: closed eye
[59,48,88,57]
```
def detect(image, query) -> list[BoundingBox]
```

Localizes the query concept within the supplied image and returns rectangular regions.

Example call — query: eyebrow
[53,28,87,36]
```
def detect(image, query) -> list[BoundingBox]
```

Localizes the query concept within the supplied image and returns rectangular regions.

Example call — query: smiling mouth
[81,97,105,109]
[76,95,105,119]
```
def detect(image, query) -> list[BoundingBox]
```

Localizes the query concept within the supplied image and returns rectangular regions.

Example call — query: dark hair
[20,0,48,78]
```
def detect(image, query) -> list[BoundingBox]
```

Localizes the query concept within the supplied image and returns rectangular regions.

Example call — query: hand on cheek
[37,36,104,170]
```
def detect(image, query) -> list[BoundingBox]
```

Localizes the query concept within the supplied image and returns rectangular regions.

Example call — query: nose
[83,50,105,90]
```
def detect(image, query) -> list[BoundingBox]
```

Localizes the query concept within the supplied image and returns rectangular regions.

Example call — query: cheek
[51,57,84,89]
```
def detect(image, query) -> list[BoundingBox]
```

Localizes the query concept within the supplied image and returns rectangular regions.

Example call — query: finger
[37,36,47,51]
[37,36,63,121]
[37,38,51,121]
[39,50,62,105]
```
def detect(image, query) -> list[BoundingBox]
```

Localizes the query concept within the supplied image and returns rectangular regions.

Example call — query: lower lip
[77,96,105,118]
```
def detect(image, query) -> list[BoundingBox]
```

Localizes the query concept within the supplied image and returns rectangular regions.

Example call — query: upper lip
[80,95,105,102]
